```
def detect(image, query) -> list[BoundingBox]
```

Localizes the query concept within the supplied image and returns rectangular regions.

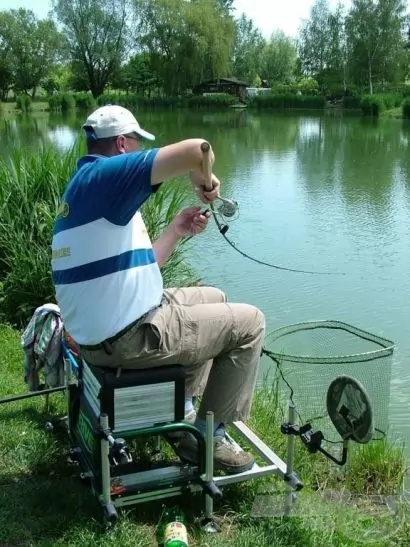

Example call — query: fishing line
[209,202,346,276]
[199,142,344,277]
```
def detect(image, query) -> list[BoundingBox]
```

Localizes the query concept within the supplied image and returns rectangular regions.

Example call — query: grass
[0,143,80,326]
[1,324,409,546]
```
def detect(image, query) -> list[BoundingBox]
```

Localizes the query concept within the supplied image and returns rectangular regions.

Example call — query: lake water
[2,108,410,458]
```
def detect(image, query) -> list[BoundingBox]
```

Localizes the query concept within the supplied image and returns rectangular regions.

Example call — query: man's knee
[248,305,265,332]
[229,303,265,340]
[201,285,227,304]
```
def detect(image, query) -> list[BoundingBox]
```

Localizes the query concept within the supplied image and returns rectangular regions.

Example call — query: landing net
[263,320,394,443]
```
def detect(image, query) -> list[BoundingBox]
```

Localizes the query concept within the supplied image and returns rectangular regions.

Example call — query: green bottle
[157,506,189,547]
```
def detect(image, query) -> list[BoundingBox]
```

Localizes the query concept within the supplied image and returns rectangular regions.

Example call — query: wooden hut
[192,77,249,102]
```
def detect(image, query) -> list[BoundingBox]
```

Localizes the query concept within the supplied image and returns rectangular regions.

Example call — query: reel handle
[200,141,239,218]
[200,141,213,191]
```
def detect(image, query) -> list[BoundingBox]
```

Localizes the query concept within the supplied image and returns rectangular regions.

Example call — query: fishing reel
[281,375,375,467]
[213,196,239,219]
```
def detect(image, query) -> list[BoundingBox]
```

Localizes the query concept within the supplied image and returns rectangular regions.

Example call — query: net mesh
[263,320,394,443]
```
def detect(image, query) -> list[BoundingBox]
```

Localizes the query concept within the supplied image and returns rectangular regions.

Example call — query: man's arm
[94,139,219,226]
[150,139,215,186]
[152,227,180,268]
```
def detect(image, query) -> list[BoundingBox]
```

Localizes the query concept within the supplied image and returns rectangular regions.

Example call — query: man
[51,105,265,475]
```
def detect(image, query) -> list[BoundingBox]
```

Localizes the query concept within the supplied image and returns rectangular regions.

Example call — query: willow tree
[134,0,235,95]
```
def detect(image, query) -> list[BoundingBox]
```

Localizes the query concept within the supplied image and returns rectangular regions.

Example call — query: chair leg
[205,411,214,519]
[100,413,118,527]
[44,393,50,414]
[201,411,222,533]
[152,435,161,452]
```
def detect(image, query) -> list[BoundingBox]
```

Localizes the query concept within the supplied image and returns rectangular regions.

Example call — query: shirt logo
[57,201,70,219]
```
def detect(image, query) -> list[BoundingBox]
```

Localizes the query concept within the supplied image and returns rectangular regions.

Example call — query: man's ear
[115,134,127,153]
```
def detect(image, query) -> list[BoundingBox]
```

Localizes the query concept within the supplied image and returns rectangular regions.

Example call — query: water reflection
[0,113,78,157]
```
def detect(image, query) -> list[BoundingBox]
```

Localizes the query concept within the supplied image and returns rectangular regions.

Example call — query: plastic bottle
[157,507,189,547]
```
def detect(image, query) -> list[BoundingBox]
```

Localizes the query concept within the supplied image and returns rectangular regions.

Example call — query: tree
[298,0,332,82]
[346,0,407,93]
[42,64,72,95]
[52,0,130,98]
[231,14,265,84]
[325,3,348,91]
[215,0,235,13]
[0,13,15,100]
[118,53,160,95]
[134,0,235,95]
[0,9,64,98]
[376,0,409,86]
[218,0,234,8]
[67,61,93,93]
[260,31,298,86]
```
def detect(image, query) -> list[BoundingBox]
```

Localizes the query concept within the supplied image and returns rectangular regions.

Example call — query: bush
[249,93,326,109]
[96,92,238,110]
[343,96,362,109]
[270,82,320,96]
[360,94,386,117]
[48,94,61,111]
[381,93,403,109]
[271,84,298,94]
[74,92,97,111]
[60,93,76,112]
[97,92,181,110]
[186,93,237,108]
[296,77,320,94]
[48,92,76,112]
[325,84,347,101]
[16,94,32,113]
[0,143,197,327]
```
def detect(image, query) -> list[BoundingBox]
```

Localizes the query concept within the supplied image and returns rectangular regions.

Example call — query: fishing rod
[200,141,346,276]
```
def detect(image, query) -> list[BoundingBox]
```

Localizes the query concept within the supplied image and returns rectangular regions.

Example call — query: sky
[0,0,352,38]
[234,0,352,37]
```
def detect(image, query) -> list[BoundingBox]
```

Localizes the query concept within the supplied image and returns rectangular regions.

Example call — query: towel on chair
[21,303,65,391]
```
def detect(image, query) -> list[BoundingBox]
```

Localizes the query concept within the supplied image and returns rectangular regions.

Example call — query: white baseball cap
[83,104,155,141]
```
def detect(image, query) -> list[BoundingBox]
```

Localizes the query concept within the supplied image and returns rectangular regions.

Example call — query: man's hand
[153,206,211,266]
[190,172,221,204]
[169,206,211,238]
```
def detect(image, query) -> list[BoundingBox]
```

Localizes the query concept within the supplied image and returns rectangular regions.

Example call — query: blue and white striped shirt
[51,149,163,345]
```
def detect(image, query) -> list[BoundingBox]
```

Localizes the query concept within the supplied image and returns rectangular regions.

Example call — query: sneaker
[165,410,197,441]
[174,432,255,475]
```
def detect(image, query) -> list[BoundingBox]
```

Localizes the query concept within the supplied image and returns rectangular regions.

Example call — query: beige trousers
[79,286,265,425]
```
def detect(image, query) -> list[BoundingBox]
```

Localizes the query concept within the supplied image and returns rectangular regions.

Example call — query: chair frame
[0,341,304,530]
